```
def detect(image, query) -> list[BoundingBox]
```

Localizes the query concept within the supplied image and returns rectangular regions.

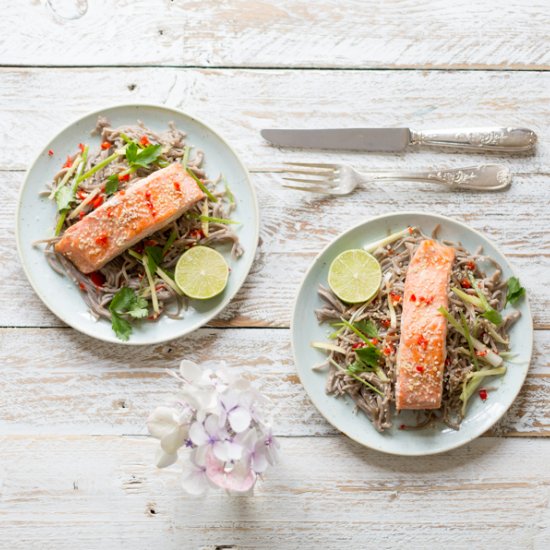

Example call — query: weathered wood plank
[0,435,548,549]
[1,1,549,69]
[0,327,547,436]
[0,68,549,172]
[3,170,549,328]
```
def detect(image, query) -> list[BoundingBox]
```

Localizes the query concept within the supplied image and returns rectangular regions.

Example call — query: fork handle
[410,127,536,152]
[365,164,512,191]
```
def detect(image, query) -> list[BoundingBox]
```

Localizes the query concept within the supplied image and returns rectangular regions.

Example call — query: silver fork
[281,163,512,195]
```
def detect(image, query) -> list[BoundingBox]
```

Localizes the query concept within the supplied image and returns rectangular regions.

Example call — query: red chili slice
[461,278,472,289]
[101,141,111,150]
[63,156,73,168]
[415,365,425,373]
[140,135,150,146]
[95,235,109,247]
[410,294,417,302]
[88,271,105,287]
[48,149,54,157]
[118,173,130,182]
[78,143,85,153]
[479,389,488,401]
[91,195,104,209]
[352,342,365,350]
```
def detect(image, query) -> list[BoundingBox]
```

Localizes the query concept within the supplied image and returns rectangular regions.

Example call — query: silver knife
[260,127,537,152]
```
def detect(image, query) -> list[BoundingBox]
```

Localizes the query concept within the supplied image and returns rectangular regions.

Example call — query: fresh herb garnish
[144,245,163,275]
[355,319,378,338]
[188,213,239,225]
[506,277,525,305]
[109,287,148,341]
[162,228,178,256]
[105,173,119,195]
[126,141,163,169]
[355,345,382,368]
[186,167,218,202]
[347,360,368,375]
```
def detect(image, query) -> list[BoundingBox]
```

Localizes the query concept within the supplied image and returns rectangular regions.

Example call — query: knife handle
[410,127,537,152]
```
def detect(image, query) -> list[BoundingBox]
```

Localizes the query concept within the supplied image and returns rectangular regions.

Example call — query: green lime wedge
[175,246,229,300]
[327,249,382,304]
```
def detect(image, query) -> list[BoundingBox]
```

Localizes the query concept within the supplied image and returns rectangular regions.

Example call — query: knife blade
[260,127,537,152]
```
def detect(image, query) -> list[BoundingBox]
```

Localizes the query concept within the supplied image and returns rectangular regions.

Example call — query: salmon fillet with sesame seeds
[55,163,205,274]
[395,239,456,410]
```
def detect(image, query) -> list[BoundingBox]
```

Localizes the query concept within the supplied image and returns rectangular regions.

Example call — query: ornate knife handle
[368,164,512,191]
[410,127,537,152]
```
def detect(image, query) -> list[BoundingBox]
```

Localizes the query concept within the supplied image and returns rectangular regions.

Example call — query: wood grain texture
[0,435,549,549]
[1,68,550,172]
[0,327,547,437]
[3,169,549,328]
[1,1,549,69]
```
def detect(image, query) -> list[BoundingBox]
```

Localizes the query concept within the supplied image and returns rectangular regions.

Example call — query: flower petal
[212,440,230,462]
[179,360,203,383]
[251,444,269,473]
[181,466,210,495]
[229,407,251,433]
[146,406,178,439]
[155,448,178,469]
[189,421,209,446]
[161,425,188,454]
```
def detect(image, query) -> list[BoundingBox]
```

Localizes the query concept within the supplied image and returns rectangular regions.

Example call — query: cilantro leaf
[54,185,74,212]
[144,246,163,275]
[162,229,178,256]
[110,313,132,341]
[105,174,119,195]
[131,144,163,168]
[108,287,149,340]
[347,360,370,375]
[125,141,139,164]
[355,319,378,338]
[482,309,503,325]
[355,345,382,368]
[506,277,526,305]
[109,287,136,312]
[127,295,148,319]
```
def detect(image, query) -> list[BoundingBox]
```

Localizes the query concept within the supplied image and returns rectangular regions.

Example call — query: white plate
[291,212,533,455]
[16,104,259,345]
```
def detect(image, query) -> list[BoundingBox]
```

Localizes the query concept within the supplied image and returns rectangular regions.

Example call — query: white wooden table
[1,2,549,548]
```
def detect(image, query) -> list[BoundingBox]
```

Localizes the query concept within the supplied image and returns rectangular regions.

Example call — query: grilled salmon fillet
[55,163,205,274]
[395,239,456,410]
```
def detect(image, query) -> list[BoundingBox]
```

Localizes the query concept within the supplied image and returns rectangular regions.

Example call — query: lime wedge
[175,246,229,300]
[328,249,382,304]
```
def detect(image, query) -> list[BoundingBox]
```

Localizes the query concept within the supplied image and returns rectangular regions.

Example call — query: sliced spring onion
[201,199,209,237]
[49,155,81,200]
[143,256,160,314]
[311,341,346,354]
[460,312,479,370]
[460,366,507,415]
[76,149,124,185]
[67,187,101,220]
[452,287,483,309]
[156,266,184,296]
[339,318,371,344]
[182,145,190,169]
[328,324,346,340]
[439,307,503,367]
[328,358,384,397]
[185,167,218,202]
[188,213,239,225]
[363,227,415,254]
[224,178,235,204]
[161,228,178,256]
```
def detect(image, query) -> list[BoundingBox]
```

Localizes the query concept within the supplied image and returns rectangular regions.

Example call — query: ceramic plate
[16,104,259,345]
[291,212,532,455]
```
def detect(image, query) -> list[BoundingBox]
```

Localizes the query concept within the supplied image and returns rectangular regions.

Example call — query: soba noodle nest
[315,227,519,432]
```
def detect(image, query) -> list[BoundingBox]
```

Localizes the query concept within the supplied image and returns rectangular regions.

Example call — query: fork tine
[284,162,338,169]
[282,183,333,194]
[282,177,338,186]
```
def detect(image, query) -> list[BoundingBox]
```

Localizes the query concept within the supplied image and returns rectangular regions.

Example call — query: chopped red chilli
[410,293,417,302]
[101,141,111,150]
[479,389,488,401]
[91,195,104,209]
[78,143,85,153]
[118,173,130,182]
[63,156,73,168]
[140,135,150,146]
[88,271,105,287]
[48,149,54,157]
[417,334,429,350]
[95,235,109,247]
[415,365,425,373]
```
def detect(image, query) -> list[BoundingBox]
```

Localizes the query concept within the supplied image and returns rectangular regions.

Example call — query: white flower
[147,406,192,468]
[175,360,218,412]
[205,450,256,493]
[218,389,253,433]
[189,414,241,462]
[235,427,279,474]
[181,448,213,495]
